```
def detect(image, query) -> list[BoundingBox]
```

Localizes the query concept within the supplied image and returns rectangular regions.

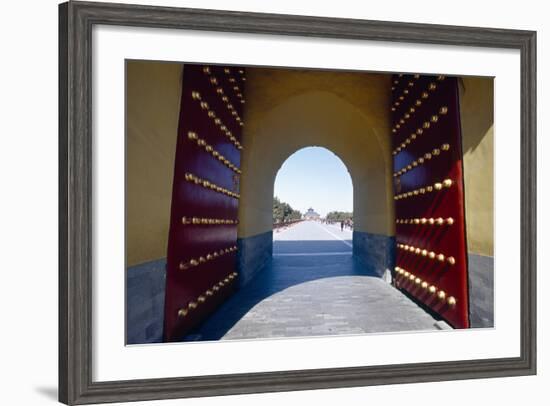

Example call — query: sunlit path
[183,221,439,341]
[274,220,353,243]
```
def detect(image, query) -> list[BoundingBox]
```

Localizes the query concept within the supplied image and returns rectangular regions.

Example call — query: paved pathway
[184,221,439,341]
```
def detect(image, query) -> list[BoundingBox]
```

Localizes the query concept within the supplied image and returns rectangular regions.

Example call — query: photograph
[125,61,494,344]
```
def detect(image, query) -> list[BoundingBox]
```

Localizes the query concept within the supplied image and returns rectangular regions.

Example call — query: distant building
[303,208,320,220]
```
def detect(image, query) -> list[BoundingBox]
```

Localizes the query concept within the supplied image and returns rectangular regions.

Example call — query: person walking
[340,220,344,231]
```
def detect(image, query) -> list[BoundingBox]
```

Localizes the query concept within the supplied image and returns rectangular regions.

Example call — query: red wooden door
[391,74,470,328]
[164,64,246,341]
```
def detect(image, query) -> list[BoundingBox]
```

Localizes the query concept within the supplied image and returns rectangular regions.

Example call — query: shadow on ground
[273,239,352,254]
[183,240,378,341]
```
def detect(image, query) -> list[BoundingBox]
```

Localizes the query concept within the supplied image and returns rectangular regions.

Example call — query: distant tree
[288,209,302,221]
[273,196,302,223]
[273,196,283,223]
[326,211,353,222]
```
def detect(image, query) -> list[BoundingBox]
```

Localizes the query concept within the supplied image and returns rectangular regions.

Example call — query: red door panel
[164,64,246,341]
[391,74,470,328]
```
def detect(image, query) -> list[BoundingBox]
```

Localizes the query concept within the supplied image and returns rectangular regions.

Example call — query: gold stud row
[394,267,456,306]
[394,178,452,200]
[392,74,422,101]
[226,75,243,96]
[392,107,416,134]
[392,106,448,155]
[393,143,450,177]
[191,91,243,149]
[217,88,245,123]
[181,217,238,226]
[396,217,454,226]
[390,75,445,114]
[187,131,241,174]
[391,73,408,90]
[234,70,247,90]
[203,67,245,80]
[179,246,238,271]
[184,172,240,199]
[391,73,419,90]
[202,67,245,124]
[239,69,247,82]
[391,79,417,108]
[177,272,239,317]
[391,76,418,107]
[396,244,456,265]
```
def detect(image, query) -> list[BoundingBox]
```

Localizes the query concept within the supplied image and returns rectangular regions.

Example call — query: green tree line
[326,211,353,222]
[273,196,302,223]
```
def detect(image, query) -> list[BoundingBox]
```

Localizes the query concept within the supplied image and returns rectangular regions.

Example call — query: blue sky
[274,147,353,217]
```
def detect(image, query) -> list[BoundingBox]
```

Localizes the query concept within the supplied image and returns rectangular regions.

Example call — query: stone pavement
[183,221,439,341]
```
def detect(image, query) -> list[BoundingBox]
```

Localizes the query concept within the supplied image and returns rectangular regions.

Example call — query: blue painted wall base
[352,231,396,278]
[126,258,166,344]
[237,231,273,289]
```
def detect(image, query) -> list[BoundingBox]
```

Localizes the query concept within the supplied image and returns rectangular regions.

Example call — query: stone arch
[238,89,392,237]
[237,73,395,285]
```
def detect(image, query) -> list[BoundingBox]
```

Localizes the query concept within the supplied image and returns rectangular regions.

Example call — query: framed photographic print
[59,1,536,404]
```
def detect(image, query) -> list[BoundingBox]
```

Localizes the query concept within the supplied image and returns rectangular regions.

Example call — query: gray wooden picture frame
[59,1,537,404]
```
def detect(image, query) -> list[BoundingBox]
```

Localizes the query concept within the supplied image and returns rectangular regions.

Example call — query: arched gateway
[126,62,494,344]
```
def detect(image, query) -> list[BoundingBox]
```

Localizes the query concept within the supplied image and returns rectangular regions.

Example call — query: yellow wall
[459,77,494,256]
[126,61,182,267]
[125,62,494,263]
[237,68,394,238]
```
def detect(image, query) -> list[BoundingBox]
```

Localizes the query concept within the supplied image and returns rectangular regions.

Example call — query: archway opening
[272,146,354,256]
